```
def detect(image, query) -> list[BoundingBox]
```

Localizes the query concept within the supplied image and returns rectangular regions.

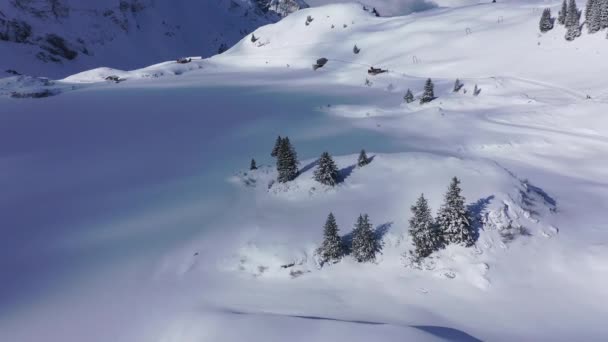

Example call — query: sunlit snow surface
[1,1,608,341]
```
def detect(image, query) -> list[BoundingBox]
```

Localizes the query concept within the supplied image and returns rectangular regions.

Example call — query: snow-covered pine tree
[586,0,596,22]
[559,0,568,24]
[276,136,299,183]
[357,149,370,167]
[565,0,582,40]
[453,78,464,92]
[599,0,608,29]
[317,212,343,265]
[250,158,257,170]
[409,194,442,259]
[539,8,555,32]
[314,151,339,186]
[473,84,482,96]
[587,0,602,33]
[353,44,361,54]
[404,89,414,103]
[420,78,435,104]
[271,135,282,157]
[351,214,376,262]
[436,177,475,247]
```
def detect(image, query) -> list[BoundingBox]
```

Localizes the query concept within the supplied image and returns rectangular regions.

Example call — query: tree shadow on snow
[299,159,319,175]
[373,222,392,252]
[412,325,483,342]
[467,195,494,243]
[338,155,375,183]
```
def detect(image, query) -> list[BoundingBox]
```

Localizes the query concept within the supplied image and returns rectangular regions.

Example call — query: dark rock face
[0,0,308,77]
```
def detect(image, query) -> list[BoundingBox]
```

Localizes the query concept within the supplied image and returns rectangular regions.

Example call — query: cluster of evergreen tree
[403,78,435,104]
[271,135,299,183]
[317,212,377,265]
[554,0,584,40]
[409,177,475,260]
[584,0,608,34]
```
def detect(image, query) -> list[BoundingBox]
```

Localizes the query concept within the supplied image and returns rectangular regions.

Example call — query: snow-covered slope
[0,0,307,78]
[2,1,608,342]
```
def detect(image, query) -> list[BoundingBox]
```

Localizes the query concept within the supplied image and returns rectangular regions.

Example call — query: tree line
[540,0,608,40]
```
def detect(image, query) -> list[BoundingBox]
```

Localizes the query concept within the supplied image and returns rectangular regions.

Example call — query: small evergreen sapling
[473,84,482,96]
[420,78,435,104]
[357,149,370,167]
[404,89,414,103]
[437,177,475,246]
[250,158,257,170]
[351,214,376,262]
[314,152,340,186]
[317,212,344,265]
[409,194,442,259]
[453,79,464,92]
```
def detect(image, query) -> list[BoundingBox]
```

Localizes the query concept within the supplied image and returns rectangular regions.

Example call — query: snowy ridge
[0,0,307,78]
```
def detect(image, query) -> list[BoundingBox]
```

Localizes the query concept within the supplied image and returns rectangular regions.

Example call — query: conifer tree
[585,0,596,23]
[539,8,555,32]
[558,0,568,24]
[473,84,482,96]
[409,194,442,259]
[436,177,475,247]
[565,0,582,40]
[453,78,464,92]
[587,0,602,33]
[271,135,282,157]
[420,78,435,104]
[357,149,370,167]
[351,214,376,262]
[314,152,340,186]
[276,136,299,183]
[404,89,414,103]
[599,0,608,29]
[250,158,257,170]
[317,212,343,265]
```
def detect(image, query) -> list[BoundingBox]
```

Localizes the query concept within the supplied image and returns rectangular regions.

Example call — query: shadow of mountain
[224,308,482,341]
[412,325,483,342]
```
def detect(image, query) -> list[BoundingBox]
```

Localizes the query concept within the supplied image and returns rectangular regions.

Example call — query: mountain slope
[1,1,608,342]
[0,0,307,78]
